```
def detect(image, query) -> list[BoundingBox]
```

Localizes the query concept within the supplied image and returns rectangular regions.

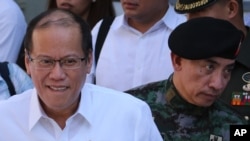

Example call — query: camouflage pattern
[126,75,247,141]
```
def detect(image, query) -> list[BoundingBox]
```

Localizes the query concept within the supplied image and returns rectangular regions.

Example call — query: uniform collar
[165,75,210,116]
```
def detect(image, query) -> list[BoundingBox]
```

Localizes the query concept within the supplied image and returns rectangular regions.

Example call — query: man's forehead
[36,11,77,27]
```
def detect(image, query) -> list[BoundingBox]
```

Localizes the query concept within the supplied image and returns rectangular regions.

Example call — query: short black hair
[24,8,93,62]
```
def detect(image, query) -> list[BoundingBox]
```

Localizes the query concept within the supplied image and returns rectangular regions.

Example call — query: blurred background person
[0,62,33,100]
[48,0,116,28]
[0,0,27,63]
[88,0,187,91]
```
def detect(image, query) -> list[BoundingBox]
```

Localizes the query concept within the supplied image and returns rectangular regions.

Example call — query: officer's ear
[171,52,183,71]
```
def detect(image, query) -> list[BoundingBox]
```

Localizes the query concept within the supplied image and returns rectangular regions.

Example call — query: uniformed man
[174,0,250,124]
[126,17,247,141]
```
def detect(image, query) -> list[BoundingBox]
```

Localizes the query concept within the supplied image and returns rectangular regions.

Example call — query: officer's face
[172,55,235,107]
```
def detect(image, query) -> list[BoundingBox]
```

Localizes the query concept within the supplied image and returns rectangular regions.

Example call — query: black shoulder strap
[0,62,16,96]
[95,17,115,66]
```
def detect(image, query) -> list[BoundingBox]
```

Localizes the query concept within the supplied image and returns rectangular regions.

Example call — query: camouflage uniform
[126,75,247,141]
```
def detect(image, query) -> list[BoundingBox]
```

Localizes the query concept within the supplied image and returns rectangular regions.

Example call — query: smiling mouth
[48,86,68,91]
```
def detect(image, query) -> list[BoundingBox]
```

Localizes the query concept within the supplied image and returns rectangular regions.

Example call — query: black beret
[168,17,243,60]
[175,0,217,14]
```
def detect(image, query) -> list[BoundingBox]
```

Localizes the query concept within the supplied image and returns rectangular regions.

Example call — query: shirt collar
[77,84,94,125]
[28,88,44,131]
[163,4,184,30]
[28,85,94,131]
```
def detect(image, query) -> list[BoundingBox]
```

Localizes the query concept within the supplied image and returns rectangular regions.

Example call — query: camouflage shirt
[126,75,247,141]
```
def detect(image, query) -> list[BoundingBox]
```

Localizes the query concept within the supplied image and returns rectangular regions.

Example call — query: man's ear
[170,52,182,71]
[24,49,31,75]
[227,0,238,18]
[86,51,93,73]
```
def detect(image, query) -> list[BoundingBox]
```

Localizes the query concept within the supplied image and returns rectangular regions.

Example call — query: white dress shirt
[0,0,27,62]
[88,5,187,91]
[0,83,163,141]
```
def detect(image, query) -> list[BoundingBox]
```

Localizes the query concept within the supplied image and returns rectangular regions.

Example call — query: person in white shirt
[87,0,187,91]
[0,0,27,62]
[0,9,163,141]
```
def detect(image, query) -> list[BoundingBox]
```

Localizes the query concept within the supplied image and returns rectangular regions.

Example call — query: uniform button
[244,116,249,121]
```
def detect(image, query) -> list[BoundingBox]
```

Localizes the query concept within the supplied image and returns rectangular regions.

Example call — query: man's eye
[225,67,234,73]
[39,59,53,65]
[205,64,214,71]
[64,58,77,65]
